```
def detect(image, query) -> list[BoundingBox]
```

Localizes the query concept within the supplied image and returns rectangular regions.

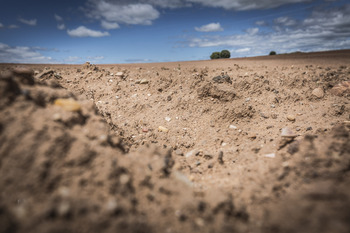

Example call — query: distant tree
[210,52,221,59]
[220,50,231,58]
[269,51,277,55]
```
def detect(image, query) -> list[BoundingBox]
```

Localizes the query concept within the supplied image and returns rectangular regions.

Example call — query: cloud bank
[67,26,110,37]
[18,17,37,26]
[0,43,54,63]
[195,23,223,32]
[187,4,350,56]
[84,0,160,26]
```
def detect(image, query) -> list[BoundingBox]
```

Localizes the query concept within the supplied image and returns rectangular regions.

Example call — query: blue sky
[0,0,349,64]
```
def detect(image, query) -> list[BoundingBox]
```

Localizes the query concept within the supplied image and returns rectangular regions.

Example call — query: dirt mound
[1,50,350,233]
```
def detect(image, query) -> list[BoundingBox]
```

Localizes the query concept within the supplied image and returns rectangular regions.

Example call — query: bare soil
[1,50,350,233]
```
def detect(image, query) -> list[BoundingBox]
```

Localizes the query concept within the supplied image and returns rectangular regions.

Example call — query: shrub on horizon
[210,52,221,59]
[220,50,231,58]
[269,51,277,55]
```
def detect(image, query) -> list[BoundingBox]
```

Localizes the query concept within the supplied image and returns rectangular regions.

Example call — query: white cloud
[54,14,65,30]
[95,0,311,10]
[57,24,65,30]
[85,0,160,25]
[195,22,223,32]
[101,20,120,29]
[246,27,259,35]
[64,56,82,63]
[67,26,110,37]
[188,0,312,10]
[8,25,19,29]
[87,56,105,63]
[255,20,266,26]
[54,14,63,21]
[0,23,3,28]
[236,48,251,53]
[0,42,55,63]
[274,16,297,26]
[187,4,350,56]
[18,17,37,26]
[124,58,152,63]
[143,0,191,8]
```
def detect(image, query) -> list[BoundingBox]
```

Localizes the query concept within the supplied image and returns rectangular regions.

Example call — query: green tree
[210,52,221,59]
[269,51,277,55]
[220,50,231,58]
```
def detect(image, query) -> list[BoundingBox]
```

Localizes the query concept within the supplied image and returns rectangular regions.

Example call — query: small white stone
[106,199,118,212]
[229,125,237,129]
[58,201,70,216]
[281,127,297,138]
[140,79,149,84]
[264,153,276,158]
[185,150,195,158]
[165,116,171,122]
[158,126,169,133]
[311,87,324,98]
[116,72,124,77]
[119,174,130,184]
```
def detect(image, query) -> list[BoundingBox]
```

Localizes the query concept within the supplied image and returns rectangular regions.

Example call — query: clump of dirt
[1,50,350,233]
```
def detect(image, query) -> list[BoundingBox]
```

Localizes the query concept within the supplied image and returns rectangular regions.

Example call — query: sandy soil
[1,50,350,233]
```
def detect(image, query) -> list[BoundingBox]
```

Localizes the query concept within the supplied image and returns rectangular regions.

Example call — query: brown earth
[1,50,350,233]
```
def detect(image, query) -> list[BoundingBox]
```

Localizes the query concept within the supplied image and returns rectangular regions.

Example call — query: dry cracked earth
[1,50,350,233]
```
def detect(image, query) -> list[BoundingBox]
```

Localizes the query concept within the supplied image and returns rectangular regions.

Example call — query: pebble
[311,87,324,98]
[165,116,171,122]
[116,72,124,77]
[281,127,297,138]
[57,201,71,216]
[119,174,130,185]
[287,115,296,121]
[185,150,195,158]
[195,218,205,227]
[142,128,149,133]
[306,126,313,131]
[105,199,118,212]
[229,125,237,129]
[140,79,149,84]
[52,113,62,121]
[158,126,169,133]
[264,153,275,158]
[54,98,81,112]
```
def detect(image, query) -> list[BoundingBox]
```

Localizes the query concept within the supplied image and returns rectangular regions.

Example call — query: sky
[0,0,349,64]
